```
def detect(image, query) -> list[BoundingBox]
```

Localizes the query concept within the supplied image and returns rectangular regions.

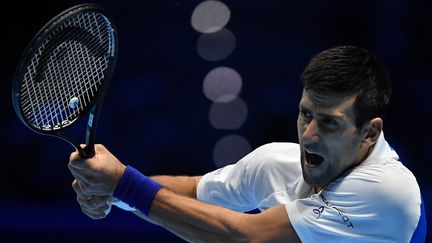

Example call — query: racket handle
[80,144,95,158]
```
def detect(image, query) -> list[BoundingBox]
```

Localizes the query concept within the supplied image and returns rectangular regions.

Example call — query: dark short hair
[301,46,392,128]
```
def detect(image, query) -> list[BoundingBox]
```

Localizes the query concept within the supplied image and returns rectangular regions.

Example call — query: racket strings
[28,44,105,129]
[24,12,109,120]
[24,40,101,128]
[42,42,101,126]
[31,14,109,91]
[20,12,114,130]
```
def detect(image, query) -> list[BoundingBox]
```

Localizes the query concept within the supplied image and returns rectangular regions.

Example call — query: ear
[362,118,382,147]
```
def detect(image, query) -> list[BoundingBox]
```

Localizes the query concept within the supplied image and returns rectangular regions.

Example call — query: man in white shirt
[68,46,426,242]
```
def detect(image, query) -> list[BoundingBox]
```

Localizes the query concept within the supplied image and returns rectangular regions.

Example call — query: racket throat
[82,112,96,158]
[83,102,103,158]
[85,112,95,144]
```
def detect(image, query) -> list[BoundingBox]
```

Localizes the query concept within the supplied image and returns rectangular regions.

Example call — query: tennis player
[69,46,426,242]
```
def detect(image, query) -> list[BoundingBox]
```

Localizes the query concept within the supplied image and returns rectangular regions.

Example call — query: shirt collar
[359,131,399,167]
[295,177,314,198]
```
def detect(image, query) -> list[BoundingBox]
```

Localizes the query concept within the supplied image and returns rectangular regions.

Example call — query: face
[297,89,370,188]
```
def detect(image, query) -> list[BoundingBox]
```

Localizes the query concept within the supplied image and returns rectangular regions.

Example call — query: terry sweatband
[113,165,162,216]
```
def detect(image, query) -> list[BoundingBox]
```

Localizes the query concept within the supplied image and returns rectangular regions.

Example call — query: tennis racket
[12,4,117,158]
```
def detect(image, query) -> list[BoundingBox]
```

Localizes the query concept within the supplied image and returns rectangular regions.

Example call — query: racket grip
[80,144,95,158]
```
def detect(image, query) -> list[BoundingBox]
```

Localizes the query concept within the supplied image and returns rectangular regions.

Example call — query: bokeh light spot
[209,98,248,130]
[203,66,242,103]
[197,28,236,61]
[213,134,251,167]
[191,0,231,33]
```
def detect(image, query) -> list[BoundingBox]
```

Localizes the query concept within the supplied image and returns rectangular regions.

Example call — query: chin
[301,162,330,187]
[303,174,322,187]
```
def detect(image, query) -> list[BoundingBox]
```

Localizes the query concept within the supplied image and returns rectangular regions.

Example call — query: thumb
[69,144,86,162]
[69,150,81,163]
[68,149,90,170]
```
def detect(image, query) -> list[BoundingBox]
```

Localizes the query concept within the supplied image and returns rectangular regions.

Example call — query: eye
[322,117,339,128]
[300,109,313,122]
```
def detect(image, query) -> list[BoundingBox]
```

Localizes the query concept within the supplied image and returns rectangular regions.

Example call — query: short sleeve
[196,163,256,212]
[286,161,422,242]
[197,142,302,212]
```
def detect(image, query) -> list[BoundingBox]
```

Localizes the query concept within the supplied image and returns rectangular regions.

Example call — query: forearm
[150,188,251,242]
[112,174,201,214]
[150,175,201,198]
[114,167,250,241]
[132,175,201,225]
[129,192,246,238]
[113,166,299,242]
[128,186,249,239]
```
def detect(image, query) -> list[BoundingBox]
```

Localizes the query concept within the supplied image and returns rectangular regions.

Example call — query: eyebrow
[299,104,345,120]
[317,113,345,120]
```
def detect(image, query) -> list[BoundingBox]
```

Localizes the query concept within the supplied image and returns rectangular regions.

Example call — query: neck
[315,186,325,193]
[315,145,375,194]
[355,143,374,166]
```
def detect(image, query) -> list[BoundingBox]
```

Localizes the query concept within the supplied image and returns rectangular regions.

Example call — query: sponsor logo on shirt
[313,206,324,219]
[313,194,354,228]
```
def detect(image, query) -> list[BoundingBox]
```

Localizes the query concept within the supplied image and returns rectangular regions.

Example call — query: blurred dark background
[1,0,430,242]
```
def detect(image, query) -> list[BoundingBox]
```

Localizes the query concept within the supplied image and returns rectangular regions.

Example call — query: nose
[301,119,320,144]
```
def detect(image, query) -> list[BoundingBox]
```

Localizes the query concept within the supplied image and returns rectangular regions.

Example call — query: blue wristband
[113,165,162,216]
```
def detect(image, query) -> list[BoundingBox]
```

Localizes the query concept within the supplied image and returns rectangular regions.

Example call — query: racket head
[12,4,117,138]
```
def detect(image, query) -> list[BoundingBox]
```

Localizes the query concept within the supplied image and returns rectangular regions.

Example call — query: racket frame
[12,4,118,158]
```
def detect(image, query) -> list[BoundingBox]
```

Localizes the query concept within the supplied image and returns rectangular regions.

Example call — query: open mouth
[304,151,324,167]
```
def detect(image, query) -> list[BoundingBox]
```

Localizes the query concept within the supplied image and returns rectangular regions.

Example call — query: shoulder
[330,159,419,203]
[287,159,422,242]
[326,159,422,229]
[197,142,302,211]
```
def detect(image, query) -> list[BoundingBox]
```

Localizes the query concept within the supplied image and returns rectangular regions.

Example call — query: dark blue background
[1,0,430,242]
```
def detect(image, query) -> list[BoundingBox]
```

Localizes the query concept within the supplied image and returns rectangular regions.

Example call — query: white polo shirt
[196,132,425,242]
